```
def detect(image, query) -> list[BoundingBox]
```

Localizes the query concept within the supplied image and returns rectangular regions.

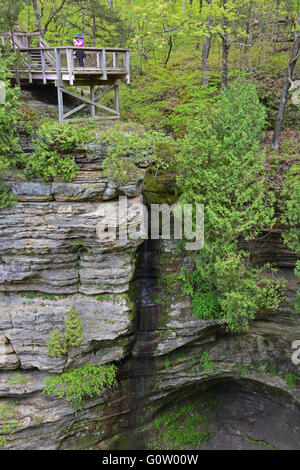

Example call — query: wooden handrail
[16,46,129,53]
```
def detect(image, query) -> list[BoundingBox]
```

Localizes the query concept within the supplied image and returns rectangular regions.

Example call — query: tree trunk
[108,0,114,11]
[32,0,67,38]
[201,0,212,85]
[165,37,173,66]
[82,0,86,37]
[201,34,212,85]
[272,32,300,150]
[32,0,44,37]
[220,0,229,88]
[92,15,96,47]
[221,36,229,87]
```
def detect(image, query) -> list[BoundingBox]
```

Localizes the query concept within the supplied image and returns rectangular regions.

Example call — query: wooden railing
[0,36,130,85]
[24,47,129,84]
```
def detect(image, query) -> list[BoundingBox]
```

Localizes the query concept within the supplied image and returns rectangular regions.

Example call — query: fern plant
[43,364,117,412]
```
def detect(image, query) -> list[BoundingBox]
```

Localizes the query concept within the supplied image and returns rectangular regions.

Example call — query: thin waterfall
[128,228,159,449]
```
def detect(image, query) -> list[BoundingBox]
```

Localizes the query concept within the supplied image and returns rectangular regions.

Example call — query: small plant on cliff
[150,404,214,450]
[0,402,20,447]
[47,307,83,357]
[64,307,84,348]
[43,364,117,412]
[192,289,220,320]
[24,121,94,183]
[47,329,68,357]
[101,122,176,185]
[199,352,217,372]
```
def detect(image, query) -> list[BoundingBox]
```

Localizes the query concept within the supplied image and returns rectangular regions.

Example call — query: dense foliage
[0,55,22,208]
[177,81,284,331]
[101,123,176,184]
[280,161,300,313]
[43,364,117,412]
[24,122,92,182]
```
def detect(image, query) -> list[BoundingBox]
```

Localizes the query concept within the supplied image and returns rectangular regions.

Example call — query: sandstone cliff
[0,140,299,450]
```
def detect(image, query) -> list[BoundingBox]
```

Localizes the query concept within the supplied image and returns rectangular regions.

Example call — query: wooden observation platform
[1,31,130,122]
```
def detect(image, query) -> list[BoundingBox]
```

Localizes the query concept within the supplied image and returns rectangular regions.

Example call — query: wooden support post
[41,49,47,84]
[29,59,32,84]
[115,84,119,115]
[101,49,107,80]
[55,49,64,122]
[57,86,64,122]
[90,86,96,117]
[55,48,62,81]
[66,48,74,85]
[124,51,130,84]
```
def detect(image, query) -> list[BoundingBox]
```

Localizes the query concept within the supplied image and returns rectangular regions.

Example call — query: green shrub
[199,352,217,372]
[23,121,91,182]
[150,404,214,450]
[101,123,176,185]
[0,402,20,447]
[192,290,220,320]
[47,329,68,358]
[280,162,300,253]
[0,55,23,208]
[32,121,93,152]
[64,307,84,348]
[280,164,300,314]
[102,157,141,185]
[47,307,83,357]
[24,149,79,182]
[0,183,17,209]
[280,372,299,388]
[43,364,117,412]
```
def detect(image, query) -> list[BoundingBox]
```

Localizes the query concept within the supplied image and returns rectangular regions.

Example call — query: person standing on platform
[73,33,86,67]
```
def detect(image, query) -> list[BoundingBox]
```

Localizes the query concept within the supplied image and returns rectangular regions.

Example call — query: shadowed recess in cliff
[127,233,160,450]
[143,379,300,450]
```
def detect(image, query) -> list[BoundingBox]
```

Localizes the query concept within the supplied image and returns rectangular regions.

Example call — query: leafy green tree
[31,0,68,38]
[0,55,22,208]
[0,0,27,38]
[177,80,283,331]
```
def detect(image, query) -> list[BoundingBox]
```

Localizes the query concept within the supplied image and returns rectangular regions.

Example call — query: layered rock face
[0,142,299,450]
[0,143,146,449]
[118,237,300,451]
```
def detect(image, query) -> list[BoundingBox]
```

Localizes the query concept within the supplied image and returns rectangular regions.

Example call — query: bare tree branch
[43,0,67,36]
